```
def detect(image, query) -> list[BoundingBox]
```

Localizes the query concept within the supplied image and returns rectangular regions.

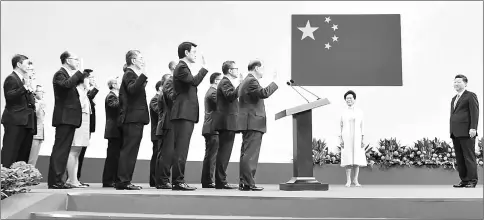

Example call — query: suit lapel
[453,90,467,113]
[179,60,192,74]
[61,67,80,97]
[11,72,30,103]
[11,71,23,86]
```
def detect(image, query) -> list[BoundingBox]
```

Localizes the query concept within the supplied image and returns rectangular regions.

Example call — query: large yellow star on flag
[298,20,319,40]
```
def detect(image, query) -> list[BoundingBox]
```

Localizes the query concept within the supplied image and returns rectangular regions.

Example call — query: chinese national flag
[291,14,403,86]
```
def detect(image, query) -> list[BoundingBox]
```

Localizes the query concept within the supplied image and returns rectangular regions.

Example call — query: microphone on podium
[289,79,321,100]
[286,81,309,103]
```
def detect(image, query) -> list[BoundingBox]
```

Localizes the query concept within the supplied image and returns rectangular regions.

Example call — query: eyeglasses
[67,58,80,61]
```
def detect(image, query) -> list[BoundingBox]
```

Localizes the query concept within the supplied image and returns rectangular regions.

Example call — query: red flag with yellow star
[292,14,403,86]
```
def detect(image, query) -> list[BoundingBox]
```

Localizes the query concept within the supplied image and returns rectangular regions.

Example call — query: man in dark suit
[154,74,174,189]
[450,74,480,188]
[201,72,222,188]
[48,51,89,189]
[77,70,98,187]
[149,81,163,187]
[116,50,149,190]
[237,60,278,191]
[102,76,122,188]
[1,54,36,168]
[213,61,243,189]
[171,42,209,191]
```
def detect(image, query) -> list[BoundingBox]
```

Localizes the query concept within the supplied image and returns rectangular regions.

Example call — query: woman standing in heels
[339,90,367,187]
[65,69,93,188]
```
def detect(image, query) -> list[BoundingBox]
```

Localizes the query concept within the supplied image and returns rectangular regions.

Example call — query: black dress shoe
[238,184,264,191]
[465,182,477,188]
[172,183,197,191]
[102,183,115,188]
[215,183,238,189]
[202,183,215,188]
[453,182,468,188]
[156,183,172,189]
[116,184,142,190]
[48,183,73,189]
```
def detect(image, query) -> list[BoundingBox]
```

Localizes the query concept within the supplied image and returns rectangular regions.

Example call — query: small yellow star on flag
[298,20,319,40]
[325,43,331,50]
[332,24,338,31]
[325,16,331,23]
[332,35,339,42]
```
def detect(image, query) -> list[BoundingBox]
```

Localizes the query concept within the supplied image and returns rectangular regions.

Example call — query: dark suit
[1,72,36,168]
[117,67,149,187]
[201,86,219,185]
[48,67,86,186]
[102,91,122,186]
[78,87,99,180]
[155,77,174,185]
[237,74,278,186]
[213,76,240,186]
[149,94,161,187]
[171,61,208,184]
[450,90,479,184]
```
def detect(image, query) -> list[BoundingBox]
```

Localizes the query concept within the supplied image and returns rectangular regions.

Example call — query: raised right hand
[272,70,278,82]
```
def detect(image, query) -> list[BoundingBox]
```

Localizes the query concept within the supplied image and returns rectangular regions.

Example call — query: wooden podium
[275,98,331,191]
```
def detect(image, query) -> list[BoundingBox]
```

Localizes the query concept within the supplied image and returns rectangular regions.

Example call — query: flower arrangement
[313,137,484,170]
[1,161,42,200]
[312,139,341,166]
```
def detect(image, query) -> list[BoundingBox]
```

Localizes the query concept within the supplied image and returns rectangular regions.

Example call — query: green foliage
[312,138,341,166]
[1,161,42,200]
[312,137,484,170]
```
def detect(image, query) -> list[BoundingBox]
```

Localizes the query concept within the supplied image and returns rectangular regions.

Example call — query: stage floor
[4,183,483,219]
[30,183,483,199]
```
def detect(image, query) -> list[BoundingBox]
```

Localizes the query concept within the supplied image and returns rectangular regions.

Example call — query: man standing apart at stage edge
[171,42,209,191]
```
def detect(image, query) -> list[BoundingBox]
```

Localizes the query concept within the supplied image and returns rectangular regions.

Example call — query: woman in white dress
[339,90,367,187]
[65,77,91,188]
[28,85,46,167]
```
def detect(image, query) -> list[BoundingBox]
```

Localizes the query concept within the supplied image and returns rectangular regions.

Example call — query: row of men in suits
[114,42,279,191]
[198,60,279,191]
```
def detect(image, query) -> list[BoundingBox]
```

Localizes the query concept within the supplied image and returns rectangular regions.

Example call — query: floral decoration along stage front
[1,161,42,200]
[312,137,484,170]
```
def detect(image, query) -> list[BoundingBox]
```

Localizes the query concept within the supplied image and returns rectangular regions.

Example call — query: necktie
[454,94,460,109]
[22,78,25,85]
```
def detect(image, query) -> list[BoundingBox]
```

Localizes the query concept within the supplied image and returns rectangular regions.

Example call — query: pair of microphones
[286,79,321,103]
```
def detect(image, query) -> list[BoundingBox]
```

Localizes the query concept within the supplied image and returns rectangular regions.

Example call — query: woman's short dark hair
[210,72,221,84]
[155,81,162,91]
[344,90,356,100]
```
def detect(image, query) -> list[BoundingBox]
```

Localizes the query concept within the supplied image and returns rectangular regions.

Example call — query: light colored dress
[28,99,46,166]
[33,99,45,140]
[340,106,367,167]
[71,84,91,147]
